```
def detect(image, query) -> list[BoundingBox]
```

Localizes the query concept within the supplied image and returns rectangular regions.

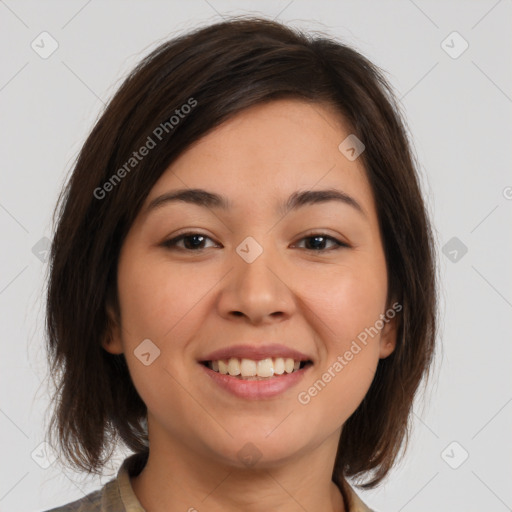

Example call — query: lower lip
[200,363,310,400]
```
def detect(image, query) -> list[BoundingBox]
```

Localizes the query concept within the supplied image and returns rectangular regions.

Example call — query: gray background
[1,1,511,511]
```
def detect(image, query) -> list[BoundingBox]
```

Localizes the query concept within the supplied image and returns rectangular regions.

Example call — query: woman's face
[104,99,397,468]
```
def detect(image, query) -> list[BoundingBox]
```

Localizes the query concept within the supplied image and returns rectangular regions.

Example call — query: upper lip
[200,343,312,362]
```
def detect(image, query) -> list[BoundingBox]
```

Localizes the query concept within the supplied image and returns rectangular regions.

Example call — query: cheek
[295,256,388,345]
[116,253,219,340]
[300,352,377,426]
[115,253,222,405]
[294,253,386,416]
[114,255,208,425]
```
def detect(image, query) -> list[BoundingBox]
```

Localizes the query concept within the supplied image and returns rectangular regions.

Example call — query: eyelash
[161,232,349,252]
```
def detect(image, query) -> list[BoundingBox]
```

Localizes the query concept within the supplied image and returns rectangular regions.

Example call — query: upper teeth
[209,357,301,377]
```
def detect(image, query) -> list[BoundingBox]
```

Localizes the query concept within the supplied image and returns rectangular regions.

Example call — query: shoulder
[41,488,102,511]
[41,452,148,512]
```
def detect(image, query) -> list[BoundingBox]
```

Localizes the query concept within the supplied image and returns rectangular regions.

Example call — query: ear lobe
[379,313,398,359]
[101,301,124,355]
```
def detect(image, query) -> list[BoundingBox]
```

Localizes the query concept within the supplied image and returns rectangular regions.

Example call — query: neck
[131,426,345,512]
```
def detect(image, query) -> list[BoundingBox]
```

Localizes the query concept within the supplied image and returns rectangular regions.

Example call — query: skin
[103,99,397,512]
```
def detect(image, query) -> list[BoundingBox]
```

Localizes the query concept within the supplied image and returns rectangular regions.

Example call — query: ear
[101,298,124,355]
[378,309,399,359]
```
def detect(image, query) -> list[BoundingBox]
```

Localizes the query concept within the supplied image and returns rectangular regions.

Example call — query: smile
[199,359,313,400]
[203,357,311,379]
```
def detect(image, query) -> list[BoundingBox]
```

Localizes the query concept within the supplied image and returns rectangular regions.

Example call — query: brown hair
[45,16,437,489]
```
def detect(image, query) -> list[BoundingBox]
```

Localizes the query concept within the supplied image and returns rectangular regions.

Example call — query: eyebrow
[145,187,366,218]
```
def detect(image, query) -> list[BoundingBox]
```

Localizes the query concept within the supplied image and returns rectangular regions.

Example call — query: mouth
[200,357,313,380]
[197,344,314,399]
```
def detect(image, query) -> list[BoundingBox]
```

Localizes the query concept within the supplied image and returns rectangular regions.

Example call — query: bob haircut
[45,16,437,489]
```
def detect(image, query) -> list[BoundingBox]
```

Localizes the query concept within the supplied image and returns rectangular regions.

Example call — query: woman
[44,16,437,512]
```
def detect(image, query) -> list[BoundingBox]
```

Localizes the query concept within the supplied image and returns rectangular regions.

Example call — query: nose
[216,243,295,325]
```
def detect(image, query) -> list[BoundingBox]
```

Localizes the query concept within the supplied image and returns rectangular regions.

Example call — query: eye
[293,233,349,252]
[161,232,349,252]
[161,232,220,251]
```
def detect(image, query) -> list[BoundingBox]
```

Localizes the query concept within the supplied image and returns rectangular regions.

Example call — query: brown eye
[162,233,219,251]
[294,234,348,251]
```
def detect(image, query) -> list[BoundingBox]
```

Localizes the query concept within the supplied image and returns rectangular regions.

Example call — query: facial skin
[103,99,397,512]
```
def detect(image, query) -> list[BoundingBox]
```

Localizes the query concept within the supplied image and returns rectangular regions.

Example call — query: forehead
[144,99,376,219]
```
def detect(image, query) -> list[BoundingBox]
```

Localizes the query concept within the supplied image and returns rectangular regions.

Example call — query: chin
[203,428,311,469]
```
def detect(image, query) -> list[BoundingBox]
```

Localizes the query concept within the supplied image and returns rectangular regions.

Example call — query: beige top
[45,451,375,512]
